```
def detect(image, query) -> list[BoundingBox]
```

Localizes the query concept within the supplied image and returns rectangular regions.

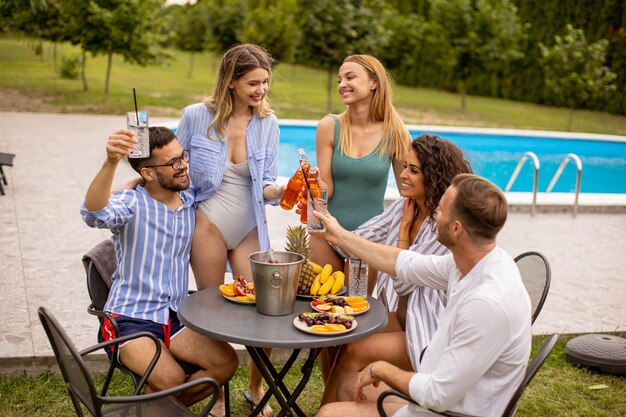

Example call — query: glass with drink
[348,259,368,297]
[306,188,328,233]
[126,111,149,158]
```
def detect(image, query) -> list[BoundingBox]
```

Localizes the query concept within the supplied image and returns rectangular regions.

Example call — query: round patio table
[179,288,388,417]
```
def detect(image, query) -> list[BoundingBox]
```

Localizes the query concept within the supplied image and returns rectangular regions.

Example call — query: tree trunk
[103,52,112,112]
[460,82,467,110]
[81,49,88,92]
[326,67,333,114]
[567,107,574,131]
[187,52,194,79]
[53,42,58,76]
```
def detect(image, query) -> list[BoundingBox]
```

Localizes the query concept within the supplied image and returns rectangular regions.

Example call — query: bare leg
[169,328,238,407]
[321,331,411,405]
[230,228,273,417]
[310,232,343,272]
[191,209,228,290]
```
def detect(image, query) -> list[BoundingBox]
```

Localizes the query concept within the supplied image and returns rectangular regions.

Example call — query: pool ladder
[505,152,583,217]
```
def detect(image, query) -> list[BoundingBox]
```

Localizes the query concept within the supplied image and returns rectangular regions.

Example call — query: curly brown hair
[412,134,472,220]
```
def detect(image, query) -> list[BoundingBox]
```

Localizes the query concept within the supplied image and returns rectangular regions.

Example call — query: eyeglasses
[144,150,190,171]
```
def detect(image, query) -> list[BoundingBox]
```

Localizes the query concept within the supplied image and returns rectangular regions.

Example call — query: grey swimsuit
[197,160,256,250]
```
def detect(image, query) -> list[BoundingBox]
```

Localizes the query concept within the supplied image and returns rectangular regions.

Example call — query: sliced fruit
[219,284,235,297]
[324,323,346,332]
[245,293,256,301]
[235,296,250,302]
[316,303,332,311]
[344,306,354,314]
[330,306,345,314]
[310,325,329,332]
[351,305,368,312]
[344,296,366,304]
[347,300,369,309]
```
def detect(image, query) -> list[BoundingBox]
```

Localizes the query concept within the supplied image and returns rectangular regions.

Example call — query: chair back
[502,333,559,417]
[514,251,551,324]
[82,239,116,311]
[38,306,101,417]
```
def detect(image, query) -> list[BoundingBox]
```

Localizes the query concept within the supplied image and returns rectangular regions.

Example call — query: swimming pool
[278,121,626,194]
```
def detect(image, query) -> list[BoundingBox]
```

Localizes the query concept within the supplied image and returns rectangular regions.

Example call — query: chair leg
[0,166,6,185]
[224,381,230,417]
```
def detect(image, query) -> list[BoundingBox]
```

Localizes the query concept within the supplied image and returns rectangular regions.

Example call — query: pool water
[278,124,626,194]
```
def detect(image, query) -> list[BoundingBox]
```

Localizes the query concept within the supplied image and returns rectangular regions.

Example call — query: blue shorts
[101,309,185,356]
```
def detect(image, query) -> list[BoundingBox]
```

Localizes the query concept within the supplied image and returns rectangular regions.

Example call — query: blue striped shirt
[80,185,195,325]
[176,103,279,251]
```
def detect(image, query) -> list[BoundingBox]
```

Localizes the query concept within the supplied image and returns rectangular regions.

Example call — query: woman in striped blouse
[321,134,472,405]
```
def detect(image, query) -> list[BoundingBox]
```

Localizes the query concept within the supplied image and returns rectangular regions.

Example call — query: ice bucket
[248,251,304,316]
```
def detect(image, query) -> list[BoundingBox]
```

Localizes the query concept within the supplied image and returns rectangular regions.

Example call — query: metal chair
[377,333,559,417]
[514,251,551,325]
[38,306,220,417]
[82,239,230,413]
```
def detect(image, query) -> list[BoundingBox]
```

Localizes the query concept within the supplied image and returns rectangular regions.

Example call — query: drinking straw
[133,88,139,125]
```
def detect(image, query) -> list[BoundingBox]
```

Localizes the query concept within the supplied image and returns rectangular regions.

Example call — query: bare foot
[244,387,273,417]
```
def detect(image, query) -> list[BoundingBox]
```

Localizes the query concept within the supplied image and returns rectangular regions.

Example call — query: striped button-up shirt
[81,185,195,325]
[354,197,448,370]
[176,103,279,251]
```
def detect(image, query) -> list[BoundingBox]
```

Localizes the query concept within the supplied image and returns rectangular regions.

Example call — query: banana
[309,260,324,275]
[318,275,335,295]
[330,271,345,294]
[319,264,333,284]
[310,274,322,295]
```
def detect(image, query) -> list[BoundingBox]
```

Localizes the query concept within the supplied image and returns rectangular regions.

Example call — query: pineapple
[285,225,316,295]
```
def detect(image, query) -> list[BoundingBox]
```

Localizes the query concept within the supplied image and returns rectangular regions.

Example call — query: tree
[203,0,247,53]
[429,0,524,109]
[540,25,617,131]
[298,0,391,113]
[239,0,300,63]
[61,0,169,110]
[172,2,210,78]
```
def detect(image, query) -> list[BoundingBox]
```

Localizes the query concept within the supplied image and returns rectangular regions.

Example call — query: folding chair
[82,239,230,413]
[514,251,551,324]
[38,306,219,417]
[377,333,559,417]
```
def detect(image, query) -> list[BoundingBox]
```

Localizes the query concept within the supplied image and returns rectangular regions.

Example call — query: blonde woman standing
[176,44,283,417]
[312,54,411,273]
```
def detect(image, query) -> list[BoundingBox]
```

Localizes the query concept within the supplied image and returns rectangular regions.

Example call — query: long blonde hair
[203,44,274,141]
[338,54,409,160]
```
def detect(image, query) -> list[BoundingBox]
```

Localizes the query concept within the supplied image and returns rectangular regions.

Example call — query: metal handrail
[505,152,540,217]
[546,153,583,217]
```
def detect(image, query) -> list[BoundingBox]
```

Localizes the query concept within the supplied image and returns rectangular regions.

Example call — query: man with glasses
[81,127,237,410]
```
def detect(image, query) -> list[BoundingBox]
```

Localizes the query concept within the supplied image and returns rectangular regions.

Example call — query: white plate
[292,316,357,336]
[223,295,255,305]
[311,299,370,316]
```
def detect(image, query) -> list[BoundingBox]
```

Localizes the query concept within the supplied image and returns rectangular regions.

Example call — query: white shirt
[395,247,531,417]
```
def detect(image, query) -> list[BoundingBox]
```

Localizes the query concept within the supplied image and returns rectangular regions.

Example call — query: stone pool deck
[0,112,624,376]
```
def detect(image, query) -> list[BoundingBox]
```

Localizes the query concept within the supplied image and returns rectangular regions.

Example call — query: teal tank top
[327,115,392,230]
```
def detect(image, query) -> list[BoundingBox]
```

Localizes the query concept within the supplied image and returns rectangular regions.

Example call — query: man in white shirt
[314,174,531,417]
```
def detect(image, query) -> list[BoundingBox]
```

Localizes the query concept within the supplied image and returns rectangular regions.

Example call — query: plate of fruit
[311,295,370,316]
[219,275,256,305]
[294,312,357,335]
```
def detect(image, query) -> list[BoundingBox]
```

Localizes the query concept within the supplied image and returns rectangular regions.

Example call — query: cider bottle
[279,149,309,210]
[300,167,320,224]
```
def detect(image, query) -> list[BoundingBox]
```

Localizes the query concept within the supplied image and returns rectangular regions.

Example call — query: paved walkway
[1,112,624,373]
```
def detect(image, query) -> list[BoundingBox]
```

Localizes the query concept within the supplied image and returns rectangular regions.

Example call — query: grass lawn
[1,37,626,136]
[1,335,624,416]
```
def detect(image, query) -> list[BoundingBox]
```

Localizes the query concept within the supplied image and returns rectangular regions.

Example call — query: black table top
[179,288,388,349]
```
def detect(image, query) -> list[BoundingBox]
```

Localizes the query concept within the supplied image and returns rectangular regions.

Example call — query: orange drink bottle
[300,167,320,224]
[279,149,310,210]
